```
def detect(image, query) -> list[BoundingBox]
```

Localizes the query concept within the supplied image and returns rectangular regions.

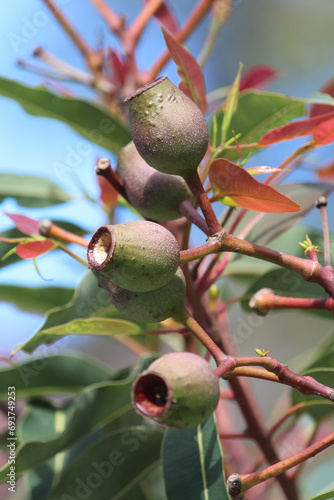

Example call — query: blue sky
[1,0,334,354]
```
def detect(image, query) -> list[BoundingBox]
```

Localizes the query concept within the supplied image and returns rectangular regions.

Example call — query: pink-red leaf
[258,111,334,147]
[5,213,39,235]
[143,0,178,34]
[162,27,207,113]
[16,239,56,259]
[209,158,301,213]
[312,117,334,146]
[309,79,334,118]
[97,175,118,208]
[239,64,280,91]
[107,48,127,88]
[246,166,285,175]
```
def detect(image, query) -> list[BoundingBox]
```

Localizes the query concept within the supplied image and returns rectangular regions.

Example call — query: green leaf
[0,77,131,153]
[241,268,327,317]
[0,174,73,207]
[307,489,334,500]
[48,425,163,500]
[211,90,306,160]
[0,355,156,482]
[162,415,228,500]
[0,285,74,314]
[19,399,70,500]
[18,317,144,351]
[13,272,146,355]
[221,63,243,144]
[0,353,114,399]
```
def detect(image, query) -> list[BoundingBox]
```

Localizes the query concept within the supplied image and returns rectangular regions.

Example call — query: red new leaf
[16,239,56,259]
[209,158,301,213]
[143,0,178,34]
[313,117,334,146]
[107,48,127,88]
[5,213,39,235]
[309,78,334,118]
[97,175,118,208]
[162,28,207,113]
[258,111,334,147]
[239,64,280,91]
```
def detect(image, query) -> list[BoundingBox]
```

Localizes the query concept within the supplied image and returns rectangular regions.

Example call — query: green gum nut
[117,141,194,221]
[124,76,209,178]
[92,267,186,323]
[132,352,220,429]
[87,221,179,292]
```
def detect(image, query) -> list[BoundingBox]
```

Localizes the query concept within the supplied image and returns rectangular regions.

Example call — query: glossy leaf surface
[0,77,131,153]
[162,415,228,500]
[16,239,56,259]
[209,159,301,212]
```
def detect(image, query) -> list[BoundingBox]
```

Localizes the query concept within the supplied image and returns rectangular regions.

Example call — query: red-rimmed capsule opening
[87,225,115,270]
[132,372,170,418]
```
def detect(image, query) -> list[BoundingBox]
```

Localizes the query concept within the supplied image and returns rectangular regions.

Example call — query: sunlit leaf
[258,111,334,147]
[162,415,228,500]
[239,64,280,91]
[0,174,73,207]
[221,63,243,143]
[5,212,39,235]
[162,28,207,113]
[0,77,131,153]
[12,272,149,355]
[246,166,284,175]
[40,317,142,336]
[16,239,56,259]
[312,116,334,146]
[209,158,301,212]
[212,90,306,160]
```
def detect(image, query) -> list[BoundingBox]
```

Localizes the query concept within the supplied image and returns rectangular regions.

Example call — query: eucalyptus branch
[95,158,129,203]
[38,219,88,248]
[89,0,125,35]
[124,0,164,54]
[215,355,334,401]
[249,288,334,315]
[227,431,334,497]
[316,196,331,267]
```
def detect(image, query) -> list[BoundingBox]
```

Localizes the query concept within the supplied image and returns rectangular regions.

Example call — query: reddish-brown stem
[42,0,91,58]
[267,402,313,437]
[125,0,164,53]
[95,158,129,203]
[143,0,215,81]
[38,219,88,248]
[179,238,221,264]
[175,308,226,365]
[89,0,125,35]
[250,289,334,315]
[178,200,210,235]
[216,355,334,401]
[185,171,223,235]
[233,431,334,495]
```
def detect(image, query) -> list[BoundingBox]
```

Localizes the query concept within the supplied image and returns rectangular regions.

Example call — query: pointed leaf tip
[162,28,207,113]
[5,213,39,235]
[209,158,301,213]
